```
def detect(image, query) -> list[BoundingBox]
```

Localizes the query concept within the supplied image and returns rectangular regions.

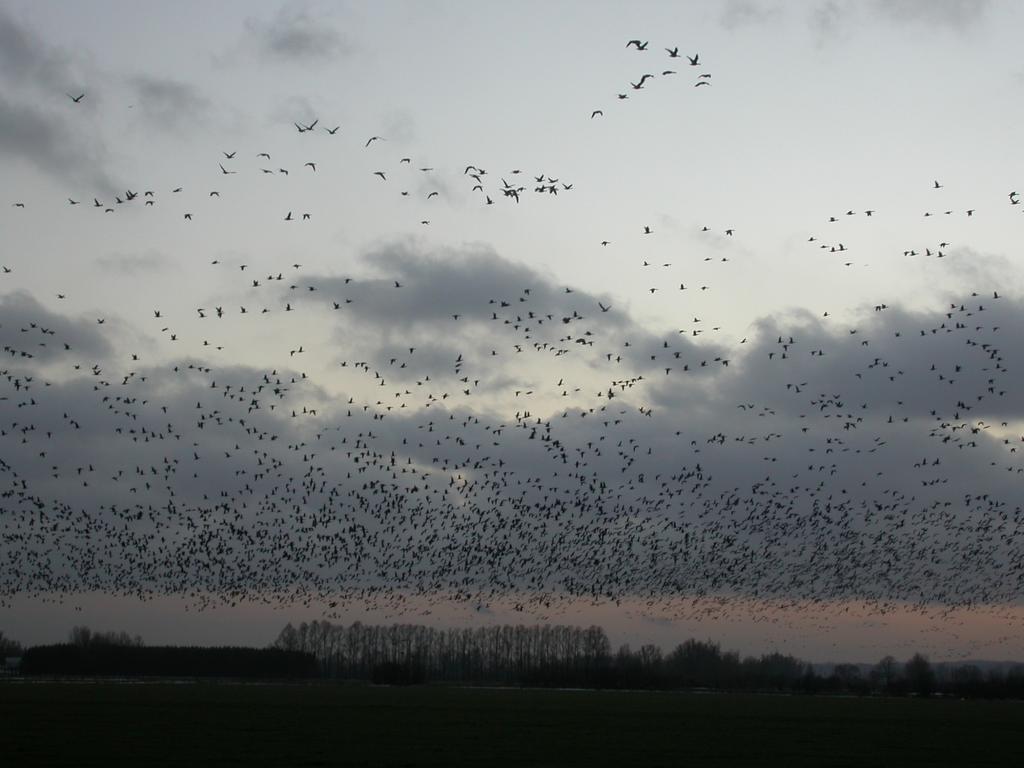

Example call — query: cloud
[3,237,1024,613]
[306,241,627,332]
[808,0,852,44]
[285,242,656,397]
[688,296,1023,423]
[806,0,990,44]
[96,250,172,276]
[0,291,113,364]
[0,9,114,193]
[719,0,785,30]
[0,93,117,195]
[931,246,1022,293]
[0,7,76,93]
[129,76,212,135]
[870,0,990,28]
[244,4,349,63]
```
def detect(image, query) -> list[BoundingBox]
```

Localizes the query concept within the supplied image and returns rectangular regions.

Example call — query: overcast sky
[2,0,1024,662]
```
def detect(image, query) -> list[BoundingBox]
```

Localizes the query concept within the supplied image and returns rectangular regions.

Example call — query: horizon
[7,595,1024,667]
[10,615,1024,671]
[2,0,1024,662]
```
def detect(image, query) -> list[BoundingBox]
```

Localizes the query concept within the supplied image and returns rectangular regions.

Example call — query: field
[2,681,1022,767]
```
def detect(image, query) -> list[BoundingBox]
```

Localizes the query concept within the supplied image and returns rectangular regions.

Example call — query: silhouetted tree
[68,626,143,648]
[0,630,23,658]
[949,664,983,697]
[872,655,899,692]
[274,622,299,652]
[68,626,92,647]
[904,653,935,696]
[666,639,729,688]
[831,663,863,692]
[746,652,805,690]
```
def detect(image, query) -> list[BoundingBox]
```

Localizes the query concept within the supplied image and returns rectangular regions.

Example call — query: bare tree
[873,655,899,691]
[0,630,23,657]
[904,653,935,696]
[68,626,143,647]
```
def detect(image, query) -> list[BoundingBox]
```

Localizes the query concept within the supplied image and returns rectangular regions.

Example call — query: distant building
[3,656,22,674]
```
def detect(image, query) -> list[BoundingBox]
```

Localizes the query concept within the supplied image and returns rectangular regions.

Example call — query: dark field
[2,681,1022,767]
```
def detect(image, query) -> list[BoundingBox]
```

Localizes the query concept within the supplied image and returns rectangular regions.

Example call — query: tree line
[270,620,1024,697]
[4,622,1024,697]
[12,625,316,678]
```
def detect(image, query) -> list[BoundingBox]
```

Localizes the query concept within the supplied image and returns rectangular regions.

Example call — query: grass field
[2,681,1022,767]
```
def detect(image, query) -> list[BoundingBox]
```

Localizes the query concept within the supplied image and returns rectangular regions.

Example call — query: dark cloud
[710,297,1021,421]
[2,294,1021,613]
[0,90,116,195]
[0,9,116,193]
[307,242,628,332]
[364,339,467,384]
[0,291,113,364]
[294,241,686,395]
[130,76,212,134]
[0,7,76,93]
[3,236,1023,613]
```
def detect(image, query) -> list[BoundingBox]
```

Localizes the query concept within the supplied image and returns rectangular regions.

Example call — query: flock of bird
[2,38,1023,657]
[590,42,712,121]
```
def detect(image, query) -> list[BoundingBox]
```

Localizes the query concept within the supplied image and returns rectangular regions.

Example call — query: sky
[2,0,1024,663]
